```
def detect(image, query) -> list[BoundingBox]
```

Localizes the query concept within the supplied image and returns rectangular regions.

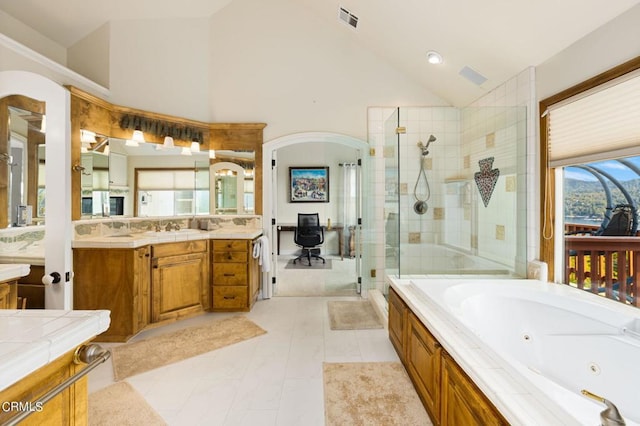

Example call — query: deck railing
[564,234,640,307]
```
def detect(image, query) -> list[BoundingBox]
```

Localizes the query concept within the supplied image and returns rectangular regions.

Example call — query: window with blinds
[547,69,640,167]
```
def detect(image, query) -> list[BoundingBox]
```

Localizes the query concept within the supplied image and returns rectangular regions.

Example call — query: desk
[277,224,344,260]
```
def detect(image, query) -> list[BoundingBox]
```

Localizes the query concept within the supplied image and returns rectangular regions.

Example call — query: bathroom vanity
[72,220,262,342]
[0,309,110,425]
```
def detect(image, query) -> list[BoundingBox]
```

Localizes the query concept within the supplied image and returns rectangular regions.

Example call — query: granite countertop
[0,264,31,282]
[0,309,111,392]
[72,228,263,249]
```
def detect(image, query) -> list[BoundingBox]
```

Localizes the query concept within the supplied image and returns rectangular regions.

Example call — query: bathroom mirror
[0,96,46,227]
[211,150,255,215]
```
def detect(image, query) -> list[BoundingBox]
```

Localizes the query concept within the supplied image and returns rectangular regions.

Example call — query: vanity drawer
[213,263,248,285]
[213,240,249,252]
[152,240,208,258]
[213,286,247,309]
[213,251,248,263]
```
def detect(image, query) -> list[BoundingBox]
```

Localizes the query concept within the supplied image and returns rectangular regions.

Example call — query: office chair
[293,213,326,266]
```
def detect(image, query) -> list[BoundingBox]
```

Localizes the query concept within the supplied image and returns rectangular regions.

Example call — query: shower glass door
[384,108,400,291]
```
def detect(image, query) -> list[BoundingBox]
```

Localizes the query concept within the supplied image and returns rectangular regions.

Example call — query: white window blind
[137,170,195,190]
[548,69,640,167]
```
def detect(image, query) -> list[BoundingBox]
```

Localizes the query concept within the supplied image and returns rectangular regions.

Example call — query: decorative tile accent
[464,155,470,169]
[433,208,444,220]
[486,132,495,148]
[505,176,516,192]
[399,183,408,195]
[408,232,421,244]
[383,146,395,158]
[496,225,505,240]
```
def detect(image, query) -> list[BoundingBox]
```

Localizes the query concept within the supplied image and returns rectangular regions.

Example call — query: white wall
[0,10,67,65]
[208,0,448,141]
[108,19,211,121]
[68,23,110,88]
[276,142,358,254]
[537,3,640,100]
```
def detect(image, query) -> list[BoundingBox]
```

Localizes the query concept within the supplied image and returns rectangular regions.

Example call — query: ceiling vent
[338,7,359,29]
[459,66,487,86]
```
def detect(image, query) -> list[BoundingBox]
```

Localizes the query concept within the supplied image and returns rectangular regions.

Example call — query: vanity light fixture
[190,138,201,153]
[80,129,96,143]
[163,135,175,149]
[426,50,443,65]
[180,147,192,156]
[125,139,139,147]
[132,126,145,143]
[209,149,216,159]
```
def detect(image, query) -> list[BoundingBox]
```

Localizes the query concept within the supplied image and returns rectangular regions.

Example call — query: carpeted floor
[89,381,166,425]
[323,362,431,426]
[111,315,266,381]
[327,300,383,330]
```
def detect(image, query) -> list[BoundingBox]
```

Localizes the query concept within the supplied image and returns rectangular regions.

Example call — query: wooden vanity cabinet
[388,287,408,362]
[0,345,89,425]
[441,353,508,426]
[151,240,210,322]
[406,311,442,424]
[73,246,151,341]
[211,238,260,311]
[0,280,17,309]
[388,287,507,426]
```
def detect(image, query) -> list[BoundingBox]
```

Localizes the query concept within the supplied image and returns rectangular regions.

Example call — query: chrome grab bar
[2,344,111,426]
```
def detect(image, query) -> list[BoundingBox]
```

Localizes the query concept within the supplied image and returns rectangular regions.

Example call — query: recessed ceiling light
[426,51,443,65]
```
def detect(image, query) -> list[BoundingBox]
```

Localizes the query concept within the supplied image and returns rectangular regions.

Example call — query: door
[339,152,363,294]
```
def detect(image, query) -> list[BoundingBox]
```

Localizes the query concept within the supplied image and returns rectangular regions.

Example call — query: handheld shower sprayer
[413,134,436,215]
[417,134,437,156]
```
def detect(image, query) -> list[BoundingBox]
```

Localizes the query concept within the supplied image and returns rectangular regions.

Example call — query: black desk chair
[293,213,325,266]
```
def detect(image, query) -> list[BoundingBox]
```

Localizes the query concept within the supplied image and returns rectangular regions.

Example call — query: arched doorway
[262,132,369,298]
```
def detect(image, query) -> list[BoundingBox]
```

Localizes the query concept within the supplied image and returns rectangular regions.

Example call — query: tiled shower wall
[367,67,536,290]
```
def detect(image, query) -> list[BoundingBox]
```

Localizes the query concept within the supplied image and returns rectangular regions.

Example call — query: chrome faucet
[582,390,626,425]
[165,221,180,231]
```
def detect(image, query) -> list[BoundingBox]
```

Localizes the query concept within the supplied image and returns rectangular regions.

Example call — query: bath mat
[89,381,165,425]
[323,362,431,426]
[284,259,333,269]
[111,315,266,381]
[327,300,383,330]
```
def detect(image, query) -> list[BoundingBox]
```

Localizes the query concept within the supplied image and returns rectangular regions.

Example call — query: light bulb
[426,50,443,65]
[209,149,216,159]
[125,139,139,147]
[190,141,200,152]
[132,128,145,143]
[163,135,174,149]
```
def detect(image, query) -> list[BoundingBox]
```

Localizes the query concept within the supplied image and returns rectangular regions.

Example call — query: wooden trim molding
[539,55,640,280]
[66,86,266,219]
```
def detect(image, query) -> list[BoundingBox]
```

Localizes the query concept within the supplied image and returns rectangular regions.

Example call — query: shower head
[418,134,436,156]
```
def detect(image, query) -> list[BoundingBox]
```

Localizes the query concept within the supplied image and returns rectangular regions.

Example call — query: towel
[253,235,271,272]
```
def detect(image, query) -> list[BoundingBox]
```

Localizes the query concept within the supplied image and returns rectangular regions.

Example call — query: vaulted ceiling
[1,0,638,106]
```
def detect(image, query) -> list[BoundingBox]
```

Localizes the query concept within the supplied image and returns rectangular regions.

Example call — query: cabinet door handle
[223,295,236,299]
[227,255,233,260]
[223,273,235,277]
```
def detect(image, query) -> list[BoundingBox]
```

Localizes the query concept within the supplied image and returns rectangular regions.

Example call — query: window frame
[539,56,640,281]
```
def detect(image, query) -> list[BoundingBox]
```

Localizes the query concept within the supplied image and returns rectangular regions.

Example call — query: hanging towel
[252,235,271,272]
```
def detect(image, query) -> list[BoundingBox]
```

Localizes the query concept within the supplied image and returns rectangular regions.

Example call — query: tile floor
[88,294,398,425]
[275,255,359,296]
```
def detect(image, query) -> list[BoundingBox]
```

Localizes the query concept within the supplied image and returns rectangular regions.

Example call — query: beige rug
[323,362,431,426]
[327,300,383,330]
[111,315,266,381]
[89,382,165,425]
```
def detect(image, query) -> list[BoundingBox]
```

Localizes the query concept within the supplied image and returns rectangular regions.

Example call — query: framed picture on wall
[289,166,330,202]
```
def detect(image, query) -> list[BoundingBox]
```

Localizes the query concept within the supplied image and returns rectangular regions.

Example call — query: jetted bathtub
[397,278,640,425]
